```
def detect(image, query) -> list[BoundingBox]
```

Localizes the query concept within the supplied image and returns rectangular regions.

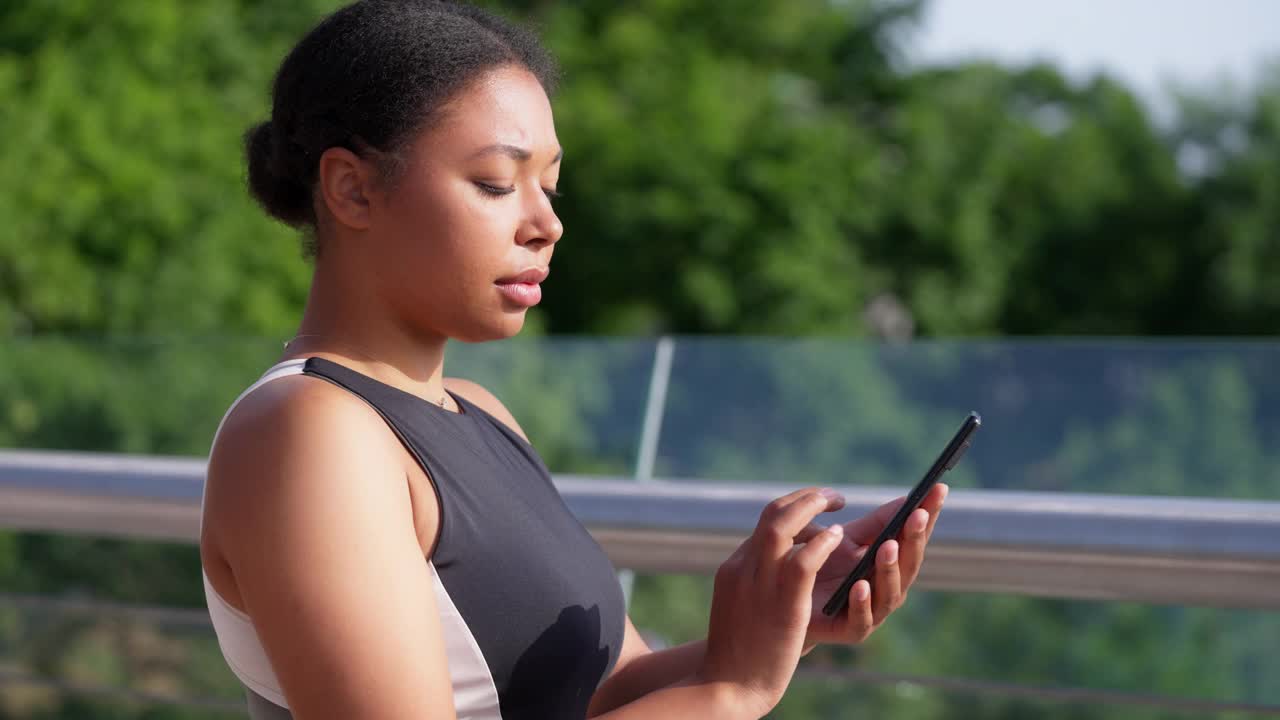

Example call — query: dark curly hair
[244,0,559,258]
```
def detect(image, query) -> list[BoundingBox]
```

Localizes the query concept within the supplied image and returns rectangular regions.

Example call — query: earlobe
[317,146,373,230]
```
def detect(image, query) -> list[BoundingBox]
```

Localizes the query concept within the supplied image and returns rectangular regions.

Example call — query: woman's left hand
[798,483,948,651]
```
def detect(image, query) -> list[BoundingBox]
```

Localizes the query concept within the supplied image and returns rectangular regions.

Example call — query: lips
[496,267,550,285]
[494,266,549,308]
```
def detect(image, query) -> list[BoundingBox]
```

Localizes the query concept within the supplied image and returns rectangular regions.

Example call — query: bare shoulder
[444,377,529,442]
[202,375,455,717]
[203,374,407,548]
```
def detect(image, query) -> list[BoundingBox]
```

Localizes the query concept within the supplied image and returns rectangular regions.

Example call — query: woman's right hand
[697,487,847,718]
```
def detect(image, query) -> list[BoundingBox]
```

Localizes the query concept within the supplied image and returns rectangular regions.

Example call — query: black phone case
[820,411,981,617]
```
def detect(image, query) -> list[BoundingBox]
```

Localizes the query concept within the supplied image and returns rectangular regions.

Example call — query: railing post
[618,336,675,608]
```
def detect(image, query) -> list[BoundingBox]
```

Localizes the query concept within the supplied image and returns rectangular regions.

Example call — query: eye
[474,182,514,197]
[475,182,562,205]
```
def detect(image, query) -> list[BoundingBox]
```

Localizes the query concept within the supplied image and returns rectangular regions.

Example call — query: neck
[281,258,451,405]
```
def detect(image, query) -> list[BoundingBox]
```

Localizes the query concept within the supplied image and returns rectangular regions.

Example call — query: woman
[198,2,948,718]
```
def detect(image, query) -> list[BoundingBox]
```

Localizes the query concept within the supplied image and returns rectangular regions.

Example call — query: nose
[516,187,564,247]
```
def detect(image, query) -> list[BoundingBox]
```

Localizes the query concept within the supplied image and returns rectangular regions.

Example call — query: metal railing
[3,448,1279,609]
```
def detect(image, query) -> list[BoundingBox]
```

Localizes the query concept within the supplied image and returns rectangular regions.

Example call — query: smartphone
[821,411,981,617]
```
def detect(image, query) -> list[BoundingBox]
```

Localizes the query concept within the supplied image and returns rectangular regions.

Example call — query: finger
[746,488,826,579]
[921,483,949,542]
[847,579,874,641]
[796,521,862,567]
[768,486,840,515]
[872,540,903,623]
[795,515,857,546]
[897,508,930,586]
[773,489,846,536]
[754,489,842,568]
[843,496,907,544]
[780,522,845,614]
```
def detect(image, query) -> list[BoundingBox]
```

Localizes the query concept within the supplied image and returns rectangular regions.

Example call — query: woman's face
[362,65,564,343]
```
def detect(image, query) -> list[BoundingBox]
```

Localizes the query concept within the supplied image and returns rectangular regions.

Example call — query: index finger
[753,490,843,567]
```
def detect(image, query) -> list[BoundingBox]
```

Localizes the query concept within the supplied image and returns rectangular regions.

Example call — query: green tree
[3,1,1280,718]
[0,1,331,338]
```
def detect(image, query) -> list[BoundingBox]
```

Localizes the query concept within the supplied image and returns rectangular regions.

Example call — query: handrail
[3,449,1279,608]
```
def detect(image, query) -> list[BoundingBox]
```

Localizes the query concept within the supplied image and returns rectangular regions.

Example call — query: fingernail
[856,582,870,602]
[885,543,898,564]
[825,523,844,538]
[819,487,841,501]
[940,484,950,502]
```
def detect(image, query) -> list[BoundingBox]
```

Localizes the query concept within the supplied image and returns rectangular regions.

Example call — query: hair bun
[245,119,314,228]
[241,0,558,242]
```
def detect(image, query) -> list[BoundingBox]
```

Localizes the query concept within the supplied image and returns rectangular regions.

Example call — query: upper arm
[585,615,656,717]
[444,377,530,442]
[613,615,653,675]
[205,380,455,719]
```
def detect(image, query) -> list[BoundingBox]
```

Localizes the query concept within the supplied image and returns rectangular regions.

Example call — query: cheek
[383,180,514,286]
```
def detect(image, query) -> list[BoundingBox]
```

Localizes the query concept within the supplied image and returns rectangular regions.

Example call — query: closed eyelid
[473,181,560,202]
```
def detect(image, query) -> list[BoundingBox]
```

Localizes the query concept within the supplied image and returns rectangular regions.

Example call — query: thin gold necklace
[282,335,450,410]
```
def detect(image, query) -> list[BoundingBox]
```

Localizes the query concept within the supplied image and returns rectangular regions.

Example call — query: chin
[452,312,527,343]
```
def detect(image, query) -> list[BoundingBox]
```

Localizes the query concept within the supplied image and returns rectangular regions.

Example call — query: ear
[316,146,376,230]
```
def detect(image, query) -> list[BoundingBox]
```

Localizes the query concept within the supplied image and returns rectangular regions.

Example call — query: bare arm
[589,675,755,719]
[586,618,707,716]
[205,379,456,719]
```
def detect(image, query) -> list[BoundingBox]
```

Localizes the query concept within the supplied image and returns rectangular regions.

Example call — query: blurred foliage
[0,602,245,719]
[2,0,1277,339]
[1,0,1279,717]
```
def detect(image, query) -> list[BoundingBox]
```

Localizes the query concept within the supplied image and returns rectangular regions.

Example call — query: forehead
[424,66,558,158]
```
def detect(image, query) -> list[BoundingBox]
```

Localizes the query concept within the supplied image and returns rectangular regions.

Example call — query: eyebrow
[470,143,563,164]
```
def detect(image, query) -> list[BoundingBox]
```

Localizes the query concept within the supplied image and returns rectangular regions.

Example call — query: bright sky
[908,0,1280,105]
